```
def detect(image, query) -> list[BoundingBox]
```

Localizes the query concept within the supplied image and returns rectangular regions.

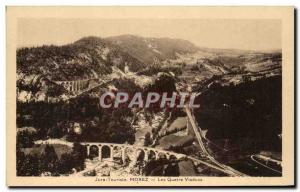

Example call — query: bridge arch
[169,154,178,161]
[157,152,167,160]
[136,149,146,162]
[112,145,122,161]
[89,145,99,159]
[101,145,112,160]
[148,150,157,160]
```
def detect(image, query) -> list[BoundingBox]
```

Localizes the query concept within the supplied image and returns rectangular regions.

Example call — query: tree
[48,125,63,139]
[164,162,180,176]
[17,148,42,176]
[57,153,74,174]
[71,142,86,171]
[16,148,26,176]
[41,145,58,173]
[17,130,35,148]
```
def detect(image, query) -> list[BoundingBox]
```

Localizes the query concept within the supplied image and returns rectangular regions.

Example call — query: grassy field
[166,117,186,133]
[157,134,194,150]
[21,144,72,158]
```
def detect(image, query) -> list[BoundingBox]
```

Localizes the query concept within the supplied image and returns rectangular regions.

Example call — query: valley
[16,35,282,177]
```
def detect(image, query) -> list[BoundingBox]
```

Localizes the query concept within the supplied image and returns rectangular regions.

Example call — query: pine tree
[41,145,58,174]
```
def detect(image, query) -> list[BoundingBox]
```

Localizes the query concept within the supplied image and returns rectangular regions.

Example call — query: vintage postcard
[6,6,294,187]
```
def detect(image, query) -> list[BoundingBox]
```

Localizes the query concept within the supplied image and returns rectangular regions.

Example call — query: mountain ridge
[17,35,281,82]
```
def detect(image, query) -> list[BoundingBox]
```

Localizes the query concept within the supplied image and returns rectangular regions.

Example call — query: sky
[17,18,281,51]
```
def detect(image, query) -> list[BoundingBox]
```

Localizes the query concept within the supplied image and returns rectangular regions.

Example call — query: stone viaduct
[81,142,186,163]
[55,79,91,93]
[34,139,236,175]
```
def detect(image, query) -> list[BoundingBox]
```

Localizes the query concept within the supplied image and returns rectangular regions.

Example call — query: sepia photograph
[6,6,294,187]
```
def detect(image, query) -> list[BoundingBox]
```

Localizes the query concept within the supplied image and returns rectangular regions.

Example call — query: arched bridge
[34,139,242,176]
[81,142,186,163]
[53,78,112,100]
[81,142,238,176]
[55,79,92,93]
